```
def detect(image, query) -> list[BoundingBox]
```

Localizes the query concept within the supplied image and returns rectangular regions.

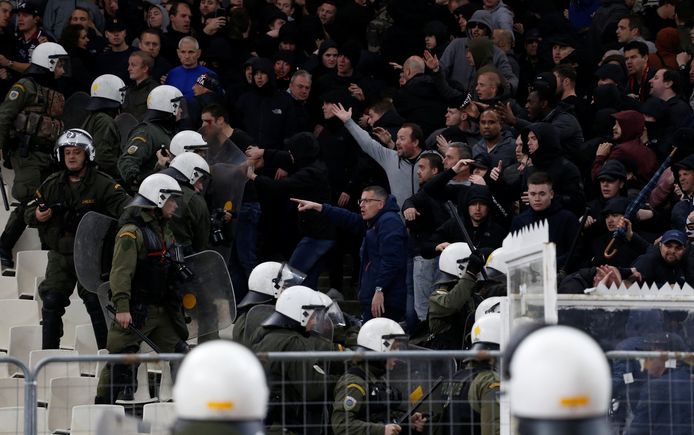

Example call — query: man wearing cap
[165,36,216,102]
[548,33,576,66]
[594,63,626,88]
[3,1,53,74]
[631,229,688,286]
[671,155,694,232]
[0,0,15,97]
[472,107,515,169]
[96,18,134,82]
[517,28,541,102]
[586,160,627,232]
[425,95,479,149]
[188,72,224,130]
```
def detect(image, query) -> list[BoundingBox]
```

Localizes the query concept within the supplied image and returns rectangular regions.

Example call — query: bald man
[393,56,448,136]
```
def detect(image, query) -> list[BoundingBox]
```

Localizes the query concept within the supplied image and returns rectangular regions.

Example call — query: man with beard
[472,108,515,168]
[632,229,688,286]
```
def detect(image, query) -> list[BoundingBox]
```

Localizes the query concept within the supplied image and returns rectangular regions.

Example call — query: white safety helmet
[170,152,210,185]
[173,340,268,424]
[169,130,208,156]
[246,261,306,300]
[484,247,509,281]
[357,317,407,352]
[30,42,68,72]
[508,326,611,433]
[128,173,182,209]
[147,85,184,115]
[439,242,472,278]
[87,74,126,110]
[470,312,501,351]
[54,128,95,164]
[274,285,331,327]
[475,296,504,322]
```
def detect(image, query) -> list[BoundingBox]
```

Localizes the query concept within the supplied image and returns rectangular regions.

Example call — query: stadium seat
[15,250,47,299]
[142,402,176,431]
[7,325,42,376]
[0,377,24,407]
[46,376,98,433]
[0,276,18,299]
[70,404,125,435]
[0,300,40,350]
[0,406,48,435]
[29,349,80,404]
[73,324,99,376]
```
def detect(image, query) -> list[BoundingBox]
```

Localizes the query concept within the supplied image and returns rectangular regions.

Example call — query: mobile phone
[214,7,226,17]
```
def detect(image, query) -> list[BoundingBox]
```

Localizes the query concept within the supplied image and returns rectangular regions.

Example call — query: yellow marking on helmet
[224,200,233,211]
[182,293,197,309]
[559,396,589,407]
[485,253,493,265]
[207,401,234,410]
[346,383,366,396]
[409,385,423,404]
[474,325,481,338]
[92,83,99,93]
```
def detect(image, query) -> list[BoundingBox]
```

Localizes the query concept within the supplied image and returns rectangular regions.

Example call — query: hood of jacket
[525,122,561,166]
[285,132,319,168]
[367,194,400,226]
[374,109,405,130]
[468,10,493,34]
[612,110,644,142]
[655,27,680,55]
[468,37,494,68]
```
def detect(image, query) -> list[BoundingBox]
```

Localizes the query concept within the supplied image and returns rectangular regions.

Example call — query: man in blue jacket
[292,186,408,321]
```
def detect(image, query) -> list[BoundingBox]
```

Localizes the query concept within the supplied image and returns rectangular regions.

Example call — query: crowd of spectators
[2,0,694,332]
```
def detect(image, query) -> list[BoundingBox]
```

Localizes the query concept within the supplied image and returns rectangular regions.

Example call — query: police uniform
[117,121,172,190]
[251,327,334,434]
[0,77,63,258]
[161,169,210,253]
[25,166,130,349]
[95,207,188,403]
[331,363,404,435]
[81,111,122,180]
[423,275,478,350]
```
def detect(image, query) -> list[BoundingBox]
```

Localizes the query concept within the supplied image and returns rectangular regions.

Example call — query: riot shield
[62,91,91,129]
[199,127,247,221]
[175,250,236,338]
[387,345,457,414]
[115,113,138,152]
[243,304,276,345]
[74,211,119,293]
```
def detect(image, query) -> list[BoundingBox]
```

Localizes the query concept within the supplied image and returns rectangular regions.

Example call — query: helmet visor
[52,55,71,77]
[272,263,306,295]
[304,305,334,340]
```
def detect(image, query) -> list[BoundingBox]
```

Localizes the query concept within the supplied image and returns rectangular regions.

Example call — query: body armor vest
[13,79,65,146]
[130,219,174,305]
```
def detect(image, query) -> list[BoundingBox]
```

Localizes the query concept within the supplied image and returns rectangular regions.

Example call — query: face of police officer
[63,146,87,173]
[659,241,685,265]
[161,196,179,219]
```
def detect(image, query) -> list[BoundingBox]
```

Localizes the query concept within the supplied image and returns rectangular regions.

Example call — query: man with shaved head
[394,55,448,136]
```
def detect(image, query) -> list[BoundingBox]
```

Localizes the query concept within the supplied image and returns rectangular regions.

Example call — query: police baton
[106,305,162,353]
[445,200,488,280]
[559,207,590,277]
[397,376,445,426]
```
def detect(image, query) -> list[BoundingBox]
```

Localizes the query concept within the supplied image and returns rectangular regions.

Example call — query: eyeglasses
[470,23,487,30]
[358,198,383,205]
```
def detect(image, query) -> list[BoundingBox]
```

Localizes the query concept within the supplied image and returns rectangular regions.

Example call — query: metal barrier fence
[1,349,693,435]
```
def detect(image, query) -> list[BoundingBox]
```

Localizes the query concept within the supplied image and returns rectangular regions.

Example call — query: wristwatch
[374,286,383,293]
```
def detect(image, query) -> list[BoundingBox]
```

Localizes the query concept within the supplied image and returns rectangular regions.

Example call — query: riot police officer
[251,285,342,434]
[161,152,211,253]
[421,242,485,350]
[332,317,428,435]
[117,85,182,191]
[0,42,69,268]
[95,173,188,404]
[25,128,131,349]
[171,340,269,435]
[232,261,305,346]
[169,130,208,157]
[81,74,126,179]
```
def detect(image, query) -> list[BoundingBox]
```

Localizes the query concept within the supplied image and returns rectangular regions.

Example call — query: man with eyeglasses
[293,185,407,322]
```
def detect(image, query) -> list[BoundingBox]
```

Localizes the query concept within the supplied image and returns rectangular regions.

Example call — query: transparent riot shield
[175,250,236,339]
[243,304,276,345]
[115,113,139,152]
[62,91,90,129]
[74,211,119,293]
[387,344,457,415]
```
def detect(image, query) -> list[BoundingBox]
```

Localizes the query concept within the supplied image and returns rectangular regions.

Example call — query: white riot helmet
[127,173,182,209]
[54,128,95,164]
[475,296,504,322]
[147,85,184,115]
[508,325,611,435]
[470,312,501,351]
[268,285,331,327]
[172,340,268,433]
[484,247,509,282]
[169,130,208,156]
[357,317,407,352]
[30,42,68,72]
[240,262,307,309]
[439,242,472,278]
[86,74,126,110]
[170,152,210,185]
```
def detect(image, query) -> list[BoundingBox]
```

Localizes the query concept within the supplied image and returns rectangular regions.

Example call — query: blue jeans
[413,255,441,321]
[229,201,261,302]
[288,237,335,289]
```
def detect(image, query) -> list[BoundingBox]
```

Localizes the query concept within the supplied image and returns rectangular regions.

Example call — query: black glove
[464,252,485,278]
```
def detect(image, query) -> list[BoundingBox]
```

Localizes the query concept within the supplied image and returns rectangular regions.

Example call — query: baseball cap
[661,229,687,246]
[105,17,127,32]
[597,160,627,181]
[195,73,222,94]
[14,0,40,15]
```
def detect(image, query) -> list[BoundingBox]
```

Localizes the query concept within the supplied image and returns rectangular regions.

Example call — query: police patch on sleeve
[126,145,138,155]
[343,396,357,411]
[8,90,19,100]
